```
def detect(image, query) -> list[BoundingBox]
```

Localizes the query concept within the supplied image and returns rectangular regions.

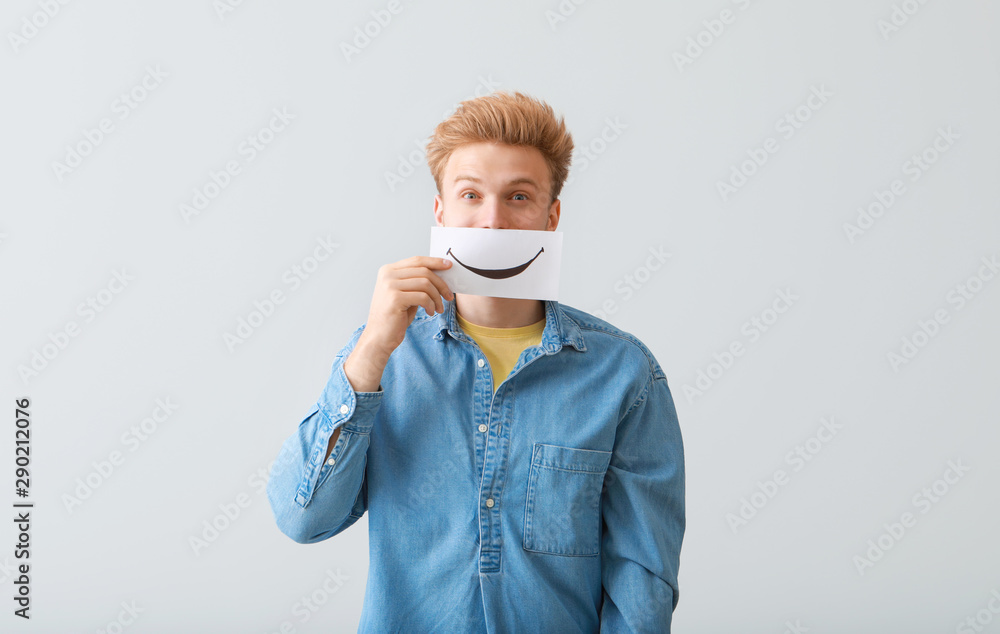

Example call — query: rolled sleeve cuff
[318,358,383,434]
[293,358,383,507]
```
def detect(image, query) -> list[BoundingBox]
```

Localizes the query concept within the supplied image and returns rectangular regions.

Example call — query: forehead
[444,142,550,187]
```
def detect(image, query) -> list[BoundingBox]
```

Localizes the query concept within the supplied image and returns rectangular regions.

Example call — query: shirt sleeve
[266,324,384,544]
[599,373,685,632]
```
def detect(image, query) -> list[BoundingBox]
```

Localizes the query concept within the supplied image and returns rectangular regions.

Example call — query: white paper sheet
[429,227,563,300]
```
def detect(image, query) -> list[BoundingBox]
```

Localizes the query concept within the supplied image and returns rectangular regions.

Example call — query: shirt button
[478,424,488,433]
[340,404,349,415]
[486,498,495,508]
[327,458,336,466]
[477,359,485,368]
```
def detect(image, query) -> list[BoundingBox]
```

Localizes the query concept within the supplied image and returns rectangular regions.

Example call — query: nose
[477,197,507,230]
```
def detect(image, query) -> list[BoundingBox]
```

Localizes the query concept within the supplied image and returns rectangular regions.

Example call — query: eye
[461,191,478,199]
[512,193,528,201]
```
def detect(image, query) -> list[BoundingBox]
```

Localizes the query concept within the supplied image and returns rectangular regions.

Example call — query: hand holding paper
[429,227,563,300]
[342,255,454,394]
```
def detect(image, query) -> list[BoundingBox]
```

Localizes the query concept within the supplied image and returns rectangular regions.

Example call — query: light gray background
[2,1,998,632]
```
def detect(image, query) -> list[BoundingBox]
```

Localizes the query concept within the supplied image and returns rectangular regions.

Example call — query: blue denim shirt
[267,298,685,633]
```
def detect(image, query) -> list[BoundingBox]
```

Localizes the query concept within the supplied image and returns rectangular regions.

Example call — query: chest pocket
[523,443,613,556]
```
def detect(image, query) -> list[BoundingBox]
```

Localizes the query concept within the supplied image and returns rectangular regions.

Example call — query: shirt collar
[431,298,587,353]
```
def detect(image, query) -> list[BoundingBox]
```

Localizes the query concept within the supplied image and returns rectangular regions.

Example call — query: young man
[267,92,685,632]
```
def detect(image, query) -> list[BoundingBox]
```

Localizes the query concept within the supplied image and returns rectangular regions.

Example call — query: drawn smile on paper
[445,247,544,280]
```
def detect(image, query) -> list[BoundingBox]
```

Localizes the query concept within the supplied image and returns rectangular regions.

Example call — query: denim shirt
[267,298,685,633]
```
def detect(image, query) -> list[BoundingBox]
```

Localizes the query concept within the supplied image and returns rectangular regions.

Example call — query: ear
[546,198,561,231]
[433,194,445,227]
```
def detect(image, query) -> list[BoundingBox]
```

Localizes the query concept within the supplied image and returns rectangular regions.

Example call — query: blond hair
[426,91,574,203]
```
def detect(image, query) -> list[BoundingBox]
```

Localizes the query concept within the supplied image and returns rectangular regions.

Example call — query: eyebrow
[452,175,540,190]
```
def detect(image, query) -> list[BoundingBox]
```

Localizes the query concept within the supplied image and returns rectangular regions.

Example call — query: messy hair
[426,91,574,202]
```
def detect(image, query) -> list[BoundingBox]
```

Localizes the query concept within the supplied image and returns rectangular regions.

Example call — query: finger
[392,255,454,271]
[394,278,446,314]
[425,270,454,302]
[390,266,454,301]
[396,290,439,316]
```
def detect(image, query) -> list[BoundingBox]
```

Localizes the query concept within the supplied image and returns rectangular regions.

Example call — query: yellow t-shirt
[456,312,546,392]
